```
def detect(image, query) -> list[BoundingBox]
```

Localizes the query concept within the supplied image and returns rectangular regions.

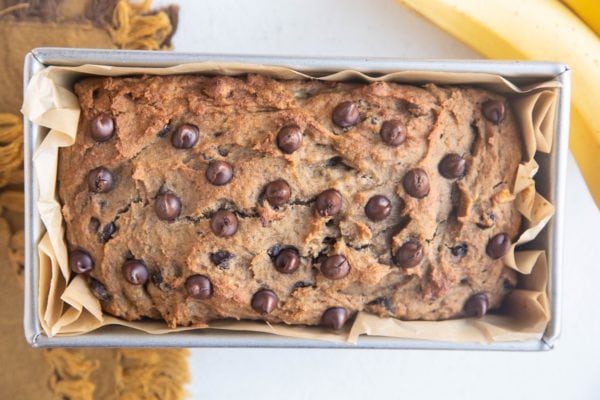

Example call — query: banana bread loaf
[59,73,521,330]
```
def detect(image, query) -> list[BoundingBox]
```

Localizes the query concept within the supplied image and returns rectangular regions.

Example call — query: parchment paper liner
[22,62,558,344]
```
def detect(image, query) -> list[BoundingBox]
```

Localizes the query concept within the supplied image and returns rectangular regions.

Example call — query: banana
[563,0,600,37]
[397,0,600,207]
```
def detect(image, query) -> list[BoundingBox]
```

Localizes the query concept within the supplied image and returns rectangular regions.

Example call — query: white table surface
[154,1,600,398]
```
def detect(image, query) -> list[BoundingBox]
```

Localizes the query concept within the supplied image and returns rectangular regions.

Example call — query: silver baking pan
[22,47,570,350]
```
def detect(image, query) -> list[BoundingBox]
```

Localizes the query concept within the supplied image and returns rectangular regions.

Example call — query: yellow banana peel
[563,0,600,37]
[397,0,600,207]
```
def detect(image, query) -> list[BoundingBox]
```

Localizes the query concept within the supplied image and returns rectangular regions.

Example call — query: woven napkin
[0,1,189,399]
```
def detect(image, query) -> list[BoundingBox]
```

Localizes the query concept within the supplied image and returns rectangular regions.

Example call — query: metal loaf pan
[23,48,570,350]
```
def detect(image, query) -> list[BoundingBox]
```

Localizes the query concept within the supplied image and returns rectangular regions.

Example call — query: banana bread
[59,74,522,330]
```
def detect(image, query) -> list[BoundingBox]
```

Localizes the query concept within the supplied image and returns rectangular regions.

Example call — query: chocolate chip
[325,156,341,167]
[209,250,233,267]
[292,281,312,290]
[322,236,337,245]
[277,124,303,154]
[393,241,424,268]
[186,275,212,299]
[151,271,173,292]
[122,259,148,285]
[321,307,349,330]
[315,189,343,217]
[364,195,392,221]
[89,217,100,232]
[171,124,199,148]
[476,211,496,229]
[151,271,163,285]
[264,179,291,207]
[320,254,350,280]
[325,156,353,170]
[217,146,229,156]
[450,244,468,257]
[438,153,466,179]
[274,248,300,274]
[87,167,114,193]
[157,122,172,138]
[402,168,430,198]
[206,160,233,186]
[482,100,505,124]
[69,250,94,274]
[267,244,282,259]
[332,101,360,128]
[379,119,406,146]
[251,289,278,315]
[210,210,238,237]
[464,293,489,317]
[90,113,114,142]
[154,191,182,221]
[89,278,110,302]
[486,233,511,259]
[100,222,116,243]
[367,297,396,314]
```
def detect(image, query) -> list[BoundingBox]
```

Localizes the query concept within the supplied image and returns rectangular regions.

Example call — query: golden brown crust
[58,74,521,327]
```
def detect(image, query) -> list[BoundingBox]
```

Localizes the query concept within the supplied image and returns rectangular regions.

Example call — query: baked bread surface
[59,74,521,328]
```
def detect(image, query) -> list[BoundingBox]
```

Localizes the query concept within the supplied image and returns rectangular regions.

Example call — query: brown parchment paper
[22,62,558,344]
